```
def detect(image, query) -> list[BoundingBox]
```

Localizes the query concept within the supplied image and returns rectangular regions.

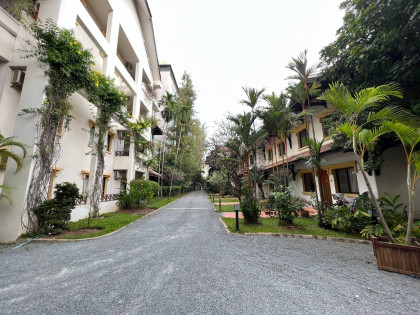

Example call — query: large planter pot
[372,236,420,276]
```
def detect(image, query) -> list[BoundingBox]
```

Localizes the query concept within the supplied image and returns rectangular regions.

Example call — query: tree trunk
[405,163,414,245]
[355,156,396,243]
[285,140,289,186]
[316,165,325,226]
[169,124,182,198]
[258,183,265,199]
[90,125,106,219]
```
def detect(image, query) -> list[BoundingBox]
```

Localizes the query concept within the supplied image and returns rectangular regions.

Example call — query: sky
[148,0,345,135]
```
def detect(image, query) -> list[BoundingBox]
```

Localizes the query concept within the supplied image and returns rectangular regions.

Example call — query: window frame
[300,171,316,194]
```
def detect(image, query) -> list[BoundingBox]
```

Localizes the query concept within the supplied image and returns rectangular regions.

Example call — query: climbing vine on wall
[22,20,93,231]
[86,71,128,218]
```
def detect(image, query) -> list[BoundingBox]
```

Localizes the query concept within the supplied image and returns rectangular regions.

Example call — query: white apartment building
[251,95,420,219]
[0,0,161,242]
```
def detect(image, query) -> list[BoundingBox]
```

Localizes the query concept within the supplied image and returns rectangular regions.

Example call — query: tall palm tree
[158,92,178,196]
[258,93,283,178]
[287,50,321,140]
[300,138,326,226]
[250,165,266,199]
[319,82,404,243]
[240,87,265,198]
[0,133,27,203]
[228,112,267,188]
[276,97,306,186]
[382,122,420,244]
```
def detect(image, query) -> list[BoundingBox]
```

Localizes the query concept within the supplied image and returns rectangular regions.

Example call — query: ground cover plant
[222,217,361,239]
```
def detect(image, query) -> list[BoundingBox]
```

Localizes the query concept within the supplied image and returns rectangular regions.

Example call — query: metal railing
[101,194,120,202]
[115,151,130,156]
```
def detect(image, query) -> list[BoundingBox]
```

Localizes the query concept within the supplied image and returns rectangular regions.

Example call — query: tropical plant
[0,133,27,204]
[270,186,302,225]
[286,50,322,139]
[381,122,420,244]
[249,166,266,199]
[240,185,260,224]
[318,82,404,243]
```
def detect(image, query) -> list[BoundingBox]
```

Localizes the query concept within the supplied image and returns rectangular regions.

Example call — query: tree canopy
[320,0,420,114]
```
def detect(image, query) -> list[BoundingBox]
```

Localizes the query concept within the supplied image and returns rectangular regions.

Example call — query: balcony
[117,26,138,81]
[80,0,111,39]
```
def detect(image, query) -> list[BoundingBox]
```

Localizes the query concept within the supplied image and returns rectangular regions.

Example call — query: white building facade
[0,0,161,242]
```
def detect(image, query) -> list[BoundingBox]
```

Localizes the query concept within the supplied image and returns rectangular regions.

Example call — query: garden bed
[222,217,362,239]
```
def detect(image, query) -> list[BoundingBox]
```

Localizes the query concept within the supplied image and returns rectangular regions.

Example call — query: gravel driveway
[0,191,418,314]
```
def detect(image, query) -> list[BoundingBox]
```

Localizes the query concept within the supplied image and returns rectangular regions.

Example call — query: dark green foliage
[240,186,260,224]
[269,186,302,225]
[33,182,80,234]
[117,180,161,209]
[161,186,181,196]
[320,0,420,114]
[322,204,373,234]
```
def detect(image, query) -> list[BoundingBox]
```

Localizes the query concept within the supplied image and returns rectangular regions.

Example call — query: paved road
[0,191,419,314]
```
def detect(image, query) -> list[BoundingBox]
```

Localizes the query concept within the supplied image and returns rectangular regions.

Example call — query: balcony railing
[115,151,130,156]
[101,194,120,202]
[75,196,88,205]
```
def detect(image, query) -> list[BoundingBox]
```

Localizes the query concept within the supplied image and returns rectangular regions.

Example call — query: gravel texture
[0,191,419,314]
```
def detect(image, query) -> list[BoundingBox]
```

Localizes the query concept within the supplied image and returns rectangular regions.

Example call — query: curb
[218,218,371,245]
[28,197,181,244]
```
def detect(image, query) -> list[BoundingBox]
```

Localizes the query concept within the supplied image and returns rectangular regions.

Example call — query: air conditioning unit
[117,130,125,140]
[114,170,127,179]
[11,70,25,86]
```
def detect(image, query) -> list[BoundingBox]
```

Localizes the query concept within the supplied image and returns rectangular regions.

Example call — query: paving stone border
[218,217,372,245]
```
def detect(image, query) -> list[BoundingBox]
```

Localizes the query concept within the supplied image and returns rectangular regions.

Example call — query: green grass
[213,198,239,203]
[214,204,239,212]
[59,212,141,239]
[222,217,362,239]
[147,196,180,209]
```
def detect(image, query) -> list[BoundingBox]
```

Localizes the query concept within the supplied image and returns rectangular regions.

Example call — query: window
[278,142,285,156]
[298,129,308,148]
[266,148,273,161]
[335,167,359,194]
[302,172,316,193]
[105,132,114,153]
[250,154,254,165]
[82,175,89,192]
[320,116,330,137]
[89,125,95,146]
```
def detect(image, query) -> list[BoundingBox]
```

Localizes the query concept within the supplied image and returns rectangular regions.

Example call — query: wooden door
[320,170,333,208]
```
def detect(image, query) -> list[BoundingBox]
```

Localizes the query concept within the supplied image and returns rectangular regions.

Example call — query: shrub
[270,186,302,225]
[322,203,373,234]
[33,182,80,234]
[240,186,260,224]
[117,180,161,209]
[161,186,181,196]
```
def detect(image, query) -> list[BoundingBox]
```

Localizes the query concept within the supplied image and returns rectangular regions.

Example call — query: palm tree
[258,93,283,179]
[158,92,178,196]
[381,122,420,244]
[229,112,267,223]
[0,133,27,203]
[300,138,326,226]
[286,50,322,140]
[276,97,306,186]
[250,165,266,199]
[241,87,265,198]
[319,82,404,243]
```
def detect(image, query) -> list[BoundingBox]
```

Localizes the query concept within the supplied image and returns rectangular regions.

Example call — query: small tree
[319,82,404,243]
[87,72,128,218]
[382,122,420,244]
